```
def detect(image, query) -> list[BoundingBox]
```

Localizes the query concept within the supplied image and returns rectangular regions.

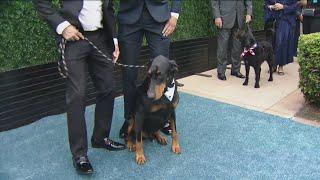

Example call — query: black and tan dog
[236,26,274,88]
[125,55,181,165]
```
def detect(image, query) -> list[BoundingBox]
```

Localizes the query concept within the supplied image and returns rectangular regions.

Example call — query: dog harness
[241,43,257,58]
[164,79,175,101]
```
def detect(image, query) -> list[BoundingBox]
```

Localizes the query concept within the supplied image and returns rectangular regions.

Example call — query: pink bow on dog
[241,43,257,58]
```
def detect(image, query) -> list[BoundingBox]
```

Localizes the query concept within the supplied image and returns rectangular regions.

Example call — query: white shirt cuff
[171,12,179,20]
[113,38,118,45]
[56,21,71,35]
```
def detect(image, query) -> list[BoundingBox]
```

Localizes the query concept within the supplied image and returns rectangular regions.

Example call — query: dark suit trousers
[118,7,170,120]
[216,24,241,75]
[64,30,115,158]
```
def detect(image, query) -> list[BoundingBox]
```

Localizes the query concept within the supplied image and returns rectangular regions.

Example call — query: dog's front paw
[171,144,181,154]
[268,77,273,81]
[135,153,146,165]
[243,81,248,86]
[254,84,260,88]
[127,141,136,152]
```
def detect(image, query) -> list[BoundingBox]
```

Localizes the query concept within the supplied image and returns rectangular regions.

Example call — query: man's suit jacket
[33,0,116,41]
[118,0,181,25]
[211,0,253,29]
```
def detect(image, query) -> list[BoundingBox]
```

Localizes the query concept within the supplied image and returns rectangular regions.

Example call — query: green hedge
[298,33,320,107]
[0,0,264,72]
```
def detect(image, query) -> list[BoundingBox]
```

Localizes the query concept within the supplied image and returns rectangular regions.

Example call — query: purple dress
[264,0,298,66]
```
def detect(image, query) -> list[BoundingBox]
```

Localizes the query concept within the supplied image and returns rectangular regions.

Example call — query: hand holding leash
[62,25,84,41]
[214,17,223,28]
[245,15,252,24]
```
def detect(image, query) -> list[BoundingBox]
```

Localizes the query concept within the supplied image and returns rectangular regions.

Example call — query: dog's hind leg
[267,55,274,82]
[154,130,167,145]
[254,66,261,88]
[169,112,181,154]
[243,62,250,86]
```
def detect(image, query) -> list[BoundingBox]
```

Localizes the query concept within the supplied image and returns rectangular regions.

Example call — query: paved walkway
[179,60,320,127]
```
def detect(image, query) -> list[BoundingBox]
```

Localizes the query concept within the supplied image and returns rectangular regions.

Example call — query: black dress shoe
[92,138,126,151]
[217,74,227,81]
[161,123,172,135]
[73,156,93,175]
[119,120,128,139]
[231,71,245,78]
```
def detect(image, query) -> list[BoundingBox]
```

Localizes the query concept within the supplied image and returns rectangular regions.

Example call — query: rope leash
[58,37,148,78]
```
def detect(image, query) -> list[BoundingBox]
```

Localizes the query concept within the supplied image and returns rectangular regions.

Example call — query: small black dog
[125,55,181,165]
[236,26,274,88]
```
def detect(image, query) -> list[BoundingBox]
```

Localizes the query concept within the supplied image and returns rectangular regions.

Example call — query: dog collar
[164,79,175,101]
[241,43,257,58]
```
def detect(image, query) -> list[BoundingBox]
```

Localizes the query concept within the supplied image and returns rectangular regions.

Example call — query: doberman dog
[236,25,274,88]
[125,55,181,165]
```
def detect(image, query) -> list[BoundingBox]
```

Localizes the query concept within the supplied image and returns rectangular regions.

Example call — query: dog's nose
[147,90,155,99]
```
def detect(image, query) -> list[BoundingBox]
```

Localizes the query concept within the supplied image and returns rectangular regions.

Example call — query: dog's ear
[169,60,178,74]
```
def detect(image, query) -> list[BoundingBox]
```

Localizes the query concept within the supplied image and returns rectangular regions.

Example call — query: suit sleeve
[211,0,221,19]
[171,0,181,14]
[106,0,117,38]
[283,3,298,15]
[245,0,253,16]
[32,0,66,31]
[263,0,275,22]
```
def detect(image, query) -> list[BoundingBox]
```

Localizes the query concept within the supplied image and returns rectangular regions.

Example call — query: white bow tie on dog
[241,43,257,58]
[164,79,175,101]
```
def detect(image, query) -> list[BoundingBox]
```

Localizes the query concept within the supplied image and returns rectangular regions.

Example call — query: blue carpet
[1,93,320,179]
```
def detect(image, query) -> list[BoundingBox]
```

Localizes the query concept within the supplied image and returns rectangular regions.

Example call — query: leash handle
[58,37,148,78]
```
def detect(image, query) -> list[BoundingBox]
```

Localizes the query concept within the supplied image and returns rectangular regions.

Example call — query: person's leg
[276,20,293,75]
[143,9,170,58]
[118,22,144,137]
[145,30,170,59]
[230,25,243,77]
[216,28,231,79]
[64,40,91,159]
[143,9,172,134]
[143,9,184,88]
[85,31,116,142]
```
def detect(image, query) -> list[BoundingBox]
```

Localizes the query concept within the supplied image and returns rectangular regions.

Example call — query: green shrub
[0,0,58,72]
[298,33,320,107]
[0,0,264,72]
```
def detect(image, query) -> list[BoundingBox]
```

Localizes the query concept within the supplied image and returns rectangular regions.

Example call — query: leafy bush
[0,0,58,72]
[0,0,264,72]
[298,33,320,107]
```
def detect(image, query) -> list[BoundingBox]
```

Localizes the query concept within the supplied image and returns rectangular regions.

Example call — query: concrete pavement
[178,60,320,127]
